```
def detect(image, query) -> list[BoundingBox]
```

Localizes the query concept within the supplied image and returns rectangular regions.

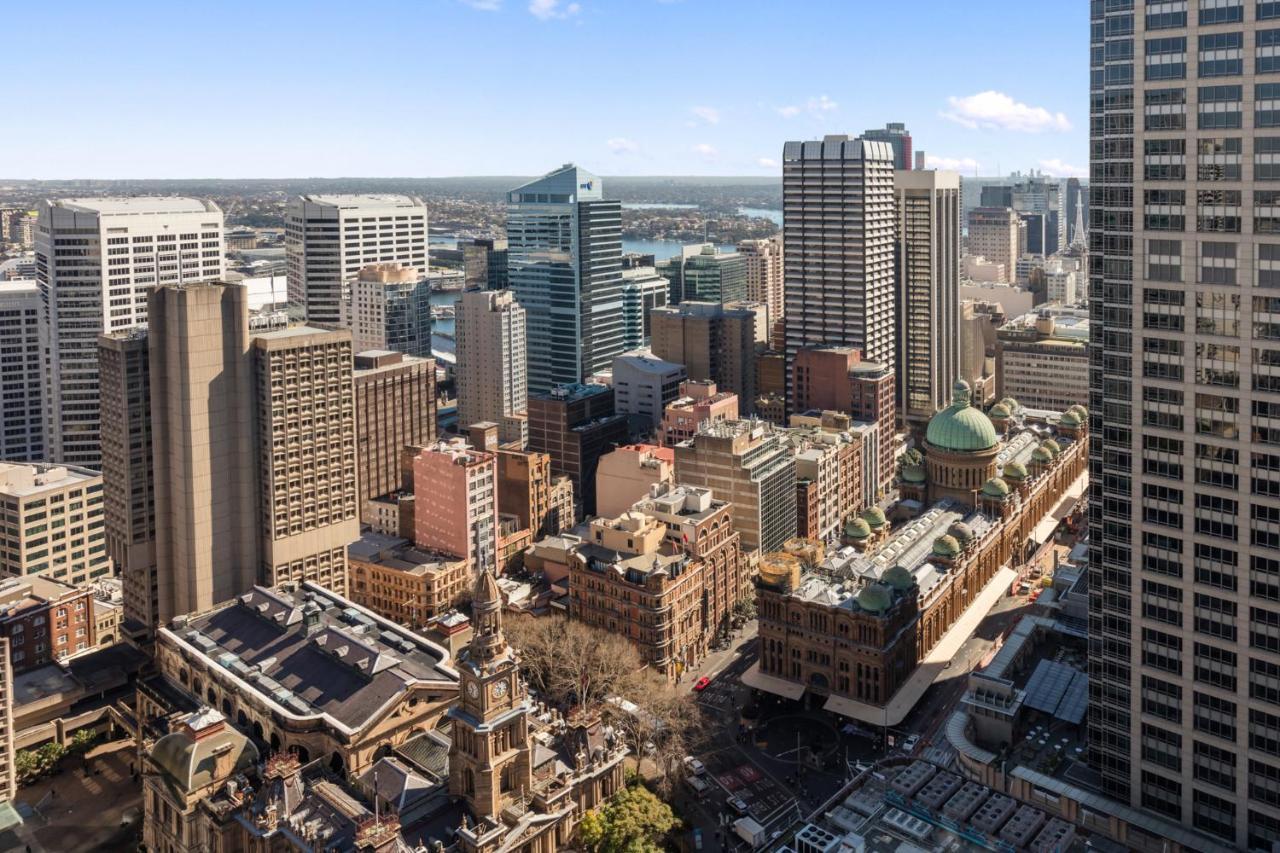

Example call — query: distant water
[622,203,698,210]
[738,207,783,226]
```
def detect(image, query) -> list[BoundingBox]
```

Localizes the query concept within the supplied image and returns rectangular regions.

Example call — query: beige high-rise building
[145,282,360,624]
[36,197,225,468]
[149,284,259,624]
[782,136,898,383]
[353,350,436,513]
[348,263,431,358]
[650,301,764,414]
[967,207,1020,284]
[286,194,427,328]
[673,420,796,555]
[455,289,527,447]
[738,236,785,348]
[253,326,359,592]
[99,328,157,633]
[896,170,962,429]
[0,462,107,586]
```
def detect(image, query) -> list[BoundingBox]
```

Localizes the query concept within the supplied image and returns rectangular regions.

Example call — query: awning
[1031,473,1087,545]
[741,662,807,700]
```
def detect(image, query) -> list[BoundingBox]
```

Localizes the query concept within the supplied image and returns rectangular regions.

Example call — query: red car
[693,676,711,692]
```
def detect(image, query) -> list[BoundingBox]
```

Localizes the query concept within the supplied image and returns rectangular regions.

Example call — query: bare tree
[505,614,641,711]
[613,672,710,797]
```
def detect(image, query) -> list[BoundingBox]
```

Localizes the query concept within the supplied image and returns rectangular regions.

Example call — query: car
[684,756,707,775]
[901,734,921,754]
[693,676,711,692]
[727,796,749,815]
[693,828,704,850]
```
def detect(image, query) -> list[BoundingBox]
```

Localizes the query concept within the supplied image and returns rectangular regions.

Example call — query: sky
[2,0,1087,180]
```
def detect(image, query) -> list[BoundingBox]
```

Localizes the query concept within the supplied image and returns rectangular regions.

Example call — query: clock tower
[448,570,533,820]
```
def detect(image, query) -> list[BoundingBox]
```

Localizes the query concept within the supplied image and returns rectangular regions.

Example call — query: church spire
[468,569,506,665]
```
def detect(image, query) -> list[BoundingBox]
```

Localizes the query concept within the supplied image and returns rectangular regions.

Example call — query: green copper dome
[989,402,1011,419]
[1042,439,1061,456]
[926,380,999,453]
[1059,410,1081,426]
[857,583,892,614]
[982,477,1011,498]
[948,521,975,542]
[881,565,915,592]
[932,535,962,558]
[901,463,926,484]
[1069,404,1087,419]
[1003,461,1028,481]
[1000,397,1019,412]
[1031,446,1053,463]
[845,518,871,539]
[862,506,887,528]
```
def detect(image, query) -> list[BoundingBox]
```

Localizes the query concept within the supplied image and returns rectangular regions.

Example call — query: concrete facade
[0,280,42,461]
[455,289,528,448]
[0,462,107,586]
[353,350,436,512]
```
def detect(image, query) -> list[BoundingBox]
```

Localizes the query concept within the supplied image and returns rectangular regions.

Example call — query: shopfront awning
[741,662,807,700]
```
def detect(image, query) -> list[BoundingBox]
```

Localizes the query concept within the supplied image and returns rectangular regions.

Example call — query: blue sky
[3,0,1087,179]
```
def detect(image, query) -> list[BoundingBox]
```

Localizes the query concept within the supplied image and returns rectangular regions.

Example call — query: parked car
[684,756,707,775]
[693,676,711,692]
[901,734,921,754]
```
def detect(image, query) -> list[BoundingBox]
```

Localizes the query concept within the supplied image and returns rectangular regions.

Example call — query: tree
[68,729,97,755]
[14,750,38,784]
[613,672,709,797]
[505,614,641,711]
[35,741,65,775]
[576,783,678,853]
[733,597,757,622]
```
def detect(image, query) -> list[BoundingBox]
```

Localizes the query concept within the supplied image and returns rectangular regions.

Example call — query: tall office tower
[738,236,785,349]
[621,264,668,350]
[349,263,431,357]
[527,383,629,517]
[1013,175,1066,256]
[861,122,914,170]
[285,194,427,328]
[914,150,927,171]
[895,170,962,429]
[650,301,765,413]
[455,289,528,447]
[252,326,359,592]
[413,438,498,573]
[462,237,509,291]
[353,350,436,512]
[657,244,748,305]
[0,462,108,585]
[673,420,796,555]
[148,283,259,624]
[99,328,157,634]
[36,197,225,468]
[967,207,1021,281]
[1089,4,1280,848]
[0,280,43,461]
[506,165,625,392]
[782,136,897,389]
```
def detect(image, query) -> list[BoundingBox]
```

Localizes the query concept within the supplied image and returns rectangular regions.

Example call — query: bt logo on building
[579,181,593,191]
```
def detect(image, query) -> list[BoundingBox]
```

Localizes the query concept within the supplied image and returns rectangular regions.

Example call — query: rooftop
[0,461,100,498]
[347,533,465,577]
[50,196,220,215]
[298,193,424,209]
[164,583,457,735]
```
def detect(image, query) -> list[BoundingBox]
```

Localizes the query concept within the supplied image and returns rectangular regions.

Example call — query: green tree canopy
[576,783,679,853]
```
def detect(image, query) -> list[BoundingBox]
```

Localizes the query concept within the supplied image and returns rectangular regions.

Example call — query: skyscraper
[657,244,748,304]
[349,263,431,358]
[462,237,509,291]
[285,194,427,328]
[352,350,436,511]
[861,122,914,170]
[782,136,897,389]
[620,262,669,350]
[895,170,962,429]
[0,280,43,461]
[455,288,528,446]
[967,207,1021,282]
[36,197,225,468]
[506,165,625,392]
[650,301,766,414]
[1089,4,1280,849]
[738,235,785,349]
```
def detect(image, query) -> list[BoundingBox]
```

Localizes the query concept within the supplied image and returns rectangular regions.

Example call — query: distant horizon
[0,171,1079,184]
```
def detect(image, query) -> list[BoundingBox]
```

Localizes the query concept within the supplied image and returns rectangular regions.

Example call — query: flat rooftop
[169,583,457,733]
[0,461,99,498]
[347,533,464,576]
[52,197,218,215]
[300,193,424,208]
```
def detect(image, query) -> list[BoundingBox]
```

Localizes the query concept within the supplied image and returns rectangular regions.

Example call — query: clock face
[492,680,508,699]
[466,681,479,699]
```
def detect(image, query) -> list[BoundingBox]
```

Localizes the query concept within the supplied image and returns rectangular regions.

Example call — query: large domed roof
[1003,461,1028,481]
[845,517,871,539]
[932,535,961,558]
[857,583,893,614]
[881,565,915,591]
[982,477,1011,498]
[862,506,887,528]
[926,380,999,452]
[150,710,258,795]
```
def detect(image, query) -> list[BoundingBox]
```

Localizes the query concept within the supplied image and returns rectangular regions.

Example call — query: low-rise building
[659,380,739,446]
[611,351,686,432]
[0,576,96,673]
[594,444,675,518]
[348,532,471,627]
[995,308,1089,412]
[0,462,109,586]
[413,438,498,573]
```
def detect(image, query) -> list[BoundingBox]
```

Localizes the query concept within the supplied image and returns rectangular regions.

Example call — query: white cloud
[690,105,720,125]
[607,137,639,154]
[529,0,580,19]
[757,157,779,169]
[941,90,1071,133]
[693,143,718,162]
[459,0,501,9]
[1038,158,1088,178]
[776,95,838,118]
[926,155,982,172]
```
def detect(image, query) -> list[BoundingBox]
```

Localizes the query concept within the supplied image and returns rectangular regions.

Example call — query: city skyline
[2,0,1087,179]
